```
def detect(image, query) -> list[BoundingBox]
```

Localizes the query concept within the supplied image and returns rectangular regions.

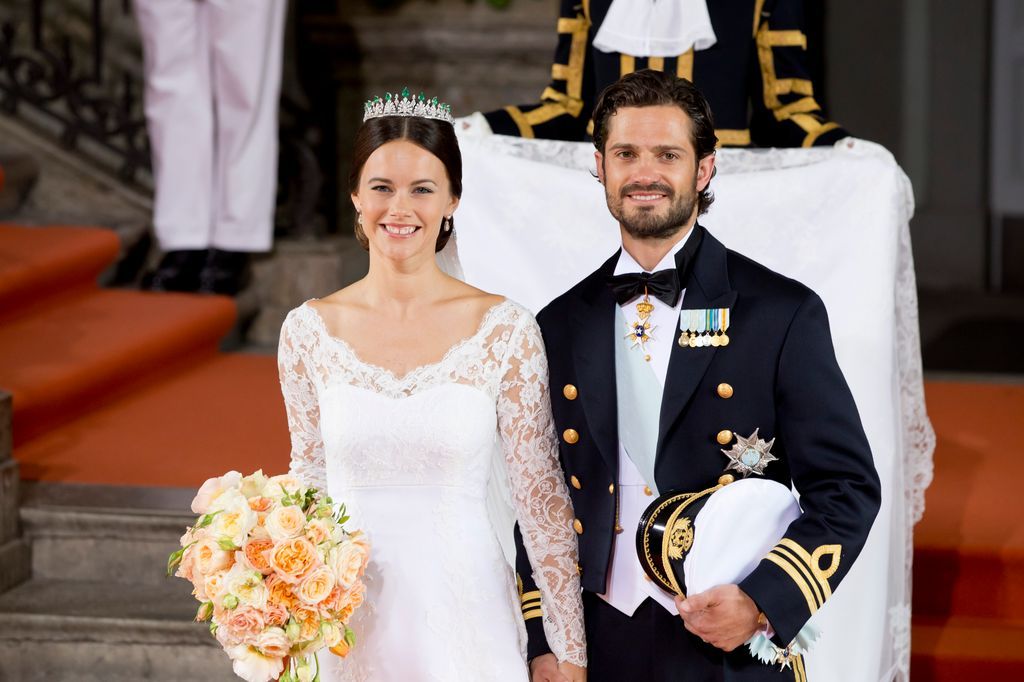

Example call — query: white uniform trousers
[133,0,286,252]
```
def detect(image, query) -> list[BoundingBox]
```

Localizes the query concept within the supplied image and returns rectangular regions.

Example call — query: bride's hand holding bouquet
[168,470,369,682]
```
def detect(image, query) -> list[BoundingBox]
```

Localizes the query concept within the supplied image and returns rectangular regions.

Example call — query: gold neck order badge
[625,288,656,361]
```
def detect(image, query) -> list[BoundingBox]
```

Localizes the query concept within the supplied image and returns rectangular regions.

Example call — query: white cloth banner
[453,135,935,682]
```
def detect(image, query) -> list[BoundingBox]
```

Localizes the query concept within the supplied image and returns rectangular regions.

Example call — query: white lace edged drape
[277,300,587,668]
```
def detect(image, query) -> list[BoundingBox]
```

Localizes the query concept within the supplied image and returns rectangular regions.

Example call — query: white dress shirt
[600,229,693,616]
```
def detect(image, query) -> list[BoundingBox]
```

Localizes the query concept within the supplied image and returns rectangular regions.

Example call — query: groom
[519,70,881,680]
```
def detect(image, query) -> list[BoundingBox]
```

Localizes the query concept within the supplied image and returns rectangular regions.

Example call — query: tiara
[363,87,453,124]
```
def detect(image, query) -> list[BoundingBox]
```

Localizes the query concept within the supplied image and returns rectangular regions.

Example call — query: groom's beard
[607,180,697,241]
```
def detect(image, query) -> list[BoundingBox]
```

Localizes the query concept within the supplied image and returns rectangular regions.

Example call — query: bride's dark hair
[349,116,463,253]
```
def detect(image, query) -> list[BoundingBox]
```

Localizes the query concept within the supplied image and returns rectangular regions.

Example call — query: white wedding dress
[278,299,586,681]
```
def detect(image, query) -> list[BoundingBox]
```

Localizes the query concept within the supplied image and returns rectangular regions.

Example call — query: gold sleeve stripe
[773,78,815,97]
[520,590,541,603]
[759,29,808,49]
[792,654,807,682]
[551,64,571,81]
[541,87,585,117]
[503,106,535,139]
[524,103,570,126]
[716,129,751,147]
[771,545,826,606]
[676,49,694,80]
[583,0,592,23]
[802,121,840,147]
[521,598,542,609]
[557,17,588,34]
[776,538,835,599]
[523,608,544,620]
[586,119,595,137]
[765,553,819,615]
[648,56,665,72]
[772,96,822,122]
[753,0,767,36]
[620,54,636,76]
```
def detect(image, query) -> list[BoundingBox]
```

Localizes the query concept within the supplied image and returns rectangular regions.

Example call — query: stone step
[0,578,236,681]
[19,483,196,586]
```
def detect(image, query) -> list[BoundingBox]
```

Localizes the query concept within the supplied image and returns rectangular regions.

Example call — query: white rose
[192,471,243,514]
[225,644,285,682]
[224,563,269,610]
[265,505,307,543]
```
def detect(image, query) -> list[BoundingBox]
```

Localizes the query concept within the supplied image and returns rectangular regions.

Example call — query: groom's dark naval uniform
[516,226,881,680]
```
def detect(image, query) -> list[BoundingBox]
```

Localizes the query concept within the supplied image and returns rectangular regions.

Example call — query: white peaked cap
[683,478,801,596]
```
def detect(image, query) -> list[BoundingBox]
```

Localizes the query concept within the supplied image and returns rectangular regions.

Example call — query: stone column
[0,391,30,593]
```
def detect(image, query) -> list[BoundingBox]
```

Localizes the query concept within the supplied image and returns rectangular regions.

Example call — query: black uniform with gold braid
[514,225,880,680]
[484,0,846,148]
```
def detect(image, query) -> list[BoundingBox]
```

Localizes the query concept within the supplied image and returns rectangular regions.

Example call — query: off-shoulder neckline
[299,298,515,383]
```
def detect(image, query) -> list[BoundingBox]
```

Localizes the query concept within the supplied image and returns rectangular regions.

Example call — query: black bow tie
[606,269,681,307]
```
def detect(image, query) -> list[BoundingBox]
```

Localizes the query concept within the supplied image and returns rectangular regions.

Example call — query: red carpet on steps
[14,353,290,487]
[910,381,1024,680]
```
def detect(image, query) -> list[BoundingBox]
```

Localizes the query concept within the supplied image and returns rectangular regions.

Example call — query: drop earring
[443,216,452,232]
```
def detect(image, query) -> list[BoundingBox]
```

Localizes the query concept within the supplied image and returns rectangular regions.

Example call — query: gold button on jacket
[716,429,734,445]
[570,475,582,490]
[717,382,734,399]
[563,428,579,444]
[563,384,578,400]
[573,519,584,534]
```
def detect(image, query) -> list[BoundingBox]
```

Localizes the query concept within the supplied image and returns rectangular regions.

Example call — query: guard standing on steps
[132,0,287,295]
[464,0,846,149]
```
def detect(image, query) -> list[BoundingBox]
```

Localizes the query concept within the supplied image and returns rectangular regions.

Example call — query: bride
[276,91,587,681]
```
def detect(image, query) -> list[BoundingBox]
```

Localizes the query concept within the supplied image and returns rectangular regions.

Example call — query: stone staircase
[0,482,237,681]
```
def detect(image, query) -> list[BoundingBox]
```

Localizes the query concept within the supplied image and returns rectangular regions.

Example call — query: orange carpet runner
[1,224,1021,677]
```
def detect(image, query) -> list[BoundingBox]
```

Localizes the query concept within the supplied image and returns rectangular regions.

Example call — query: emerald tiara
[363,88,454,124]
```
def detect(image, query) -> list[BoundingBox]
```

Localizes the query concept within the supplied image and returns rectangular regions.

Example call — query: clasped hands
[529,655,586,682]
[675,584,763,652]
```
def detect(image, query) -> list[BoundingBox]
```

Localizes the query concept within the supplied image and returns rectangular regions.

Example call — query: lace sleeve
[277,310,327,491]
[497,313,586,667]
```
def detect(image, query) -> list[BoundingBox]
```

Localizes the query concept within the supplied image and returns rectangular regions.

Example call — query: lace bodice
[277,299,586,667]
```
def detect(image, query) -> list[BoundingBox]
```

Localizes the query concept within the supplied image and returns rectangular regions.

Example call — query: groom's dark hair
[592,70,718,215]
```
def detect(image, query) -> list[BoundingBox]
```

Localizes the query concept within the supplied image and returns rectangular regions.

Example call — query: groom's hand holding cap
[675,585,762,652]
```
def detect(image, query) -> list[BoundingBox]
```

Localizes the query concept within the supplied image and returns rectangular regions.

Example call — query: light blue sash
[614,307,663,494]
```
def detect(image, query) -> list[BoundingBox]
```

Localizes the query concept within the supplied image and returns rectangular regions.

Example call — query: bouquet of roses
[168,470,369,682]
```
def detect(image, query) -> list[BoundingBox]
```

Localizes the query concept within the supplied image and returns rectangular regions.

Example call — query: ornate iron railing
[0,0,151,185]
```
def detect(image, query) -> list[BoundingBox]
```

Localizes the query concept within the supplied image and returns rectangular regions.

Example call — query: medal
[678,308,731,348]
[720,428,777,476]
[625,289,656,359]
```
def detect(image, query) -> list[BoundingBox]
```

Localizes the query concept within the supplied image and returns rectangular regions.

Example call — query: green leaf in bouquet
[197,510,222,528]
[344,624,356,648]
[217,538,240,551]
[166,542,195,577]
[222,594,240,609]
[209,622,218,636]
[195,601,214,622]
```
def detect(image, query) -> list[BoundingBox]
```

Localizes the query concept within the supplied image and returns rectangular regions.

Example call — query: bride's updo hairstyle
[349,116,463,253]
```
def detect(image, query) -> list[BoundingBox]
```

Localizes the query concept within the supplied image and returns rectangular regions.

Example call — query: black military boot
[141,249,208,292]
[198,249,252,296]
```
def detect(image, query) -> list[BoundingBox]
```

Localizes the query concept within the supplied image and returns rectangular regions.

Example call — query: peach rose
[248,496,273,513]
[262,602,289,628]
[265,574,298,610]
[221,606,266,644]
[241,538,274,575]
[269,537,319,584]
[292,606,321,642]
[192,536,234,577]
[328,540,367,590]
[203,569,230,604]
[296,566,335,606]
[265,505,306,543]
[303,519,331,546]
[333,580,366,622]
[255,626,291,659]
[191,471,242,514]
